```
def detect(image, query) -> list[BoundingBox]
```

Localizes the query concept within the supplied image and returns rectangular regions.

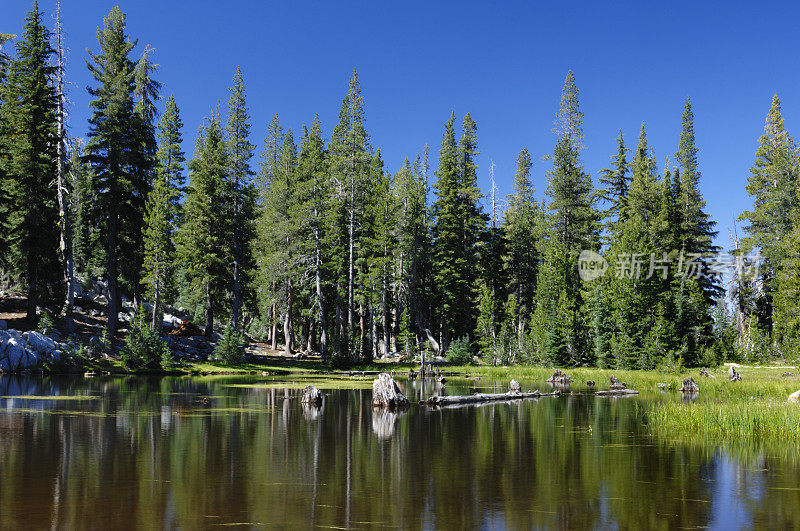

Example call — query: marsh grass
[456,364,800,446]
[647,400,800,444]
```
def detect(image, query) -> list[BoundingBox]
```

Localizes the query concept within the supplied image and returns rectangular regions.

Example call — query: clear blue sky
[3,0,799,248]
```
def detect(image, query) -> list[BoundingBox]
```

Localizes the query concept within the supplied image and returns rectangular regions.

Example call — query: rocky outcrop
[164,335,213,361]
[0,329,63,372]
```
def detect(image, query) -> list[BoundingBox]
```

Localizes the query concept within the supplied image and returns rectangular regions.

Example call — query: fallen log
[423,388,560,407]
[595,388,639,396]
[699,368,715,378]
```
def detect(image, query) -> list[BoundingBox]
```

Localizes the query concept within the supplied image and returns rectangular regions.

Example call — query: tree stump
[609,375,626,390]
[789,389,799,403]
[679,377,699,393]
[547,369,571,385]
[372,373,410,409]
[301,385,323,405]
[728,366,741,381]
[509,379,521,392]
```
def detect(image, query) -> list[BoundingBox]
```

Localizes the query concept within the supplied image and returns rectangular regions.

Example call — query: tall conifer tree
[142,94,184,330]
[1,2,62,319]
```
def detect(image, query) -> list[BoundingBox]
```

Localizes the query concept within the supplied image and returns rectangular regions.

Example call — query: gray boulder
[22,331,56,355]
[0,331,41,372]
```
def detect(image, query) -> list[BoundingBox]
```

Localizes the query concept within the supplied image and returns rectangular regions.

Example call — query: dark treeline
[1,3,798,368]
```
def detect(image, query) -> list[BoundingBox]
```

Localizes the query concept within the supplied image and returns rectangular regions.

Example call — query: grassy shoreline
[15,358,800,447]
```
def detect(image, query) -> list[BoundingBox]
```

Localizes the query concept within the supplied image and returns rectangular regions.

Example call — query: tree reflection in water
[0,374,798,529]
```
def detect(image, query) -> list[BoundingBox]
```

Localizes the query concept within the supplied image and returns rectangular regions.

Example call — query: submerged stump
[728,366,741,382]
[679,377,699,393]
[372,373,410,409]
[547,369,571,386]
[301,385,324,405]
[509,379,521,392]
[609,375,626,390]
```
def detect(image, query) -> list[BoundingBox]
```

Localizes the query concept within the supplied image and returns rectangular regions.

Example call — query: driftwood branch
[423,388,560,407]
[595,389,639,396]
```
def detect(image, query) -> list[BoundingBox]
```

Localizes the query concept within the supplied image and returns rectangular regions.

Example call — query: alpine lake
[1,371,799,529]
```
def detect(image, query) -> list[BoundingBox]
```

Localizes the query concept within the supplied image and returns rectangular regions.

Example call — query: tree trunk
[348,209,354,330]
[284,278,293,355]
[55,2,74,316]
[315,237,327,357]
[270,301,278,350]
[151,274,161,333]
[107,196,119,336]
[204,283,213,338]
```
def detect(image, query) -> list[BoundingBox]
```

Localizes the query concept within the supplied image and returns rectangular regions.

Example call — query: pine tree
[675,98,721,305]
[297,116,329,356]
[0,33,14,272]
[432,112,485,351]
[256,130,299,354]
[255,113,284,347]
[69,140,101,278]
[670,99,720,365]
[597,130,629,241]
[327,70,371,359]
[1,2,62,319]
[83,6,146,334]
[532,71,598,365]
[225,67,255,330]
[176,112,229,337]
[393,155,430,355]
[504,147,541,347]
[740,94,799,334]
[142,94,184,330]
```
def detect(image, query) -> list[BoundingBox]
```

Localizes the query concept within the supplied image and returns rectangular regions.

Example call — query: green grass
[647,400,800,444]
[448,364,800,446]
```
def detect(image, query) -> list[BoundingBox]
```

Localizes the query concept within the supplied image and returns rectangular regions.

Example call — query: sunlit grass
[647,400,800,444]
[0,395,99,400]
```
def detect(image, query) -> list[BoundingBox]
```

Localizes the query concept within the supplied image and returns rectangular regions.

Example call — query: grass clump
[647,400,800,444]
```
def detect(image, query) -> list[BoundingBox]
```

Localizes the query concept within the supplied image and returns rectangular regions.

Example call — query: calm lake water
[0,374,798,529]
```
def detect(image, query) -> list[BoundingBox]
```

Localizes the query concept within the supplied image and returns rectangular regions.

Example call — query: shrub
[121,307,170,370]
[446,336,473,365]
[37,311,55,335]
[42,345,91,373]
[214,325,245,365]
[656,350,685,374]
